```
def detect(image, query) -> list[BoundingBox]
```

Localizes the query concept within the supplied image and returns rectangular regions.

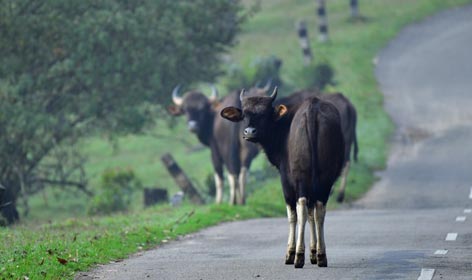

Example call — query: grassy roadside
[1,178,285,279]
[2,0,472,279]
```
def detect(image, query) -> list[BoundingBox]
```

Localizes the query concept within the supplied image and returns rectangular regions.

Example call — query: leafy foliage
[87,168,142,215]
[0,0,245,224]
[222,55,283,90]
[251,55,284,88]
[294,62,336,91]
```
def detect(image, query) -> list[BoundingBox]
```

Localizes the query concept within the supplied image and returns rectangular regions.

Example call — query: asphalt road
[76,5,472,280]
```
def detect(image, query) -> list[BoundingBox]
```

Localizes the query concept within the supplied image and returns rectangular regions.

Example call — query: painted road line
[464,209,472,214]
[418,268,435,280]
[445,233,458,241]
[469,187,472,199]
[434,249,448,255]
[456,216,466,222]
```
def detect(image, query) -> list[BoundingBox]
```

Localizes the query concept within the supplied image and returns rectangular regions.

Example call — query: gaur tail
[306,103,320,197]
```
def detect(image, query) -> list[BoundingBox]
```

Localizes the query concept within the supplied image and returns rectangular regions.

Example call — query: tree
[0,0,245,225]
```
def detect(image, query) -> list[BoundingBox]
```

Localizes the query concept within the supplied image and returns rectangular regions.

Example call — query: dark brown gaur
[167,85,259,205]
[221,87,345,268]
[275,90,359,202]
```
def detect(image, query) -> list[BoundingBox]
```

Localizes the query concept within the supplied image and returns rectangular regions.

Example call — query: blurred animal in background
[221,87,345,268]
[168,85,259,205]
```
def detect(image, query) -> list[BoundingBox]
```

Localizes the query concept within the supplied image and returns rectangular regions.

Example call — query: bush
[88,168,142,215]
[294,62,336,91]
[222,55,284,91]
[251,55,283,89]
[222,63,252,91]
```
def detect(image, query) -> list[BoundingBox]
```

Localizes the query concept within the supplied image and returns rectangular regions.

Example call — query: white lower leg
[296,197,307,253]
[315,201,327,266]
[214,174,223,204]
[286,205,296,253]
[308,207,317,261]
[294,197,307,268]
[227,174,237,205]
[237,167,248,205]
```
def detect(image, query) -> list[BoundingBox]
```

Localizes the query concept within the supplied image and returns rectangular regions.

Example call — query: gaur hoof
[285,251,295,265]
[336,193,345,203]
[317,253,328,267]
[310,249,317,264]
[294,252,305,268]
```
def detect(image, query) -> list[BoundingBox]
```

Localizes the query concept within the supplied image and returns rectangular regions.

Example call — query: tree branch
[33,178,93,197]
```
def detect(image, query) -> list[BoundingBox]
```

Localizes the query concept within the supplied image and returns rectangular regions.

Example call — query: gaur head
[220,87,287,143]
[167,85,219,134]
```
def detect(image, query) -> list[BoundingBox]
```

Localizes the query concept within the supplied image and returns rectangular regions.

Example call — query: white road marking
[464,209,472,214]
[456,216,466,222]
[469,187,472,199]
[445,233,458,241]
[418,268,435,280]
[434,249,448,255]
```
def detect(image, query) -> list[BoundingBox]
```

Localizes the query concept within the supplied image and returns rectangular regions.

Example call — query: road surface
[76,5,472,280]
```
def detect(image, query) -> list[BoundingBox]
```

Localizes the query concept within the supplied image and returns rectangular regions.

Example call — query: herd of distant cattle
[168,84,358,268]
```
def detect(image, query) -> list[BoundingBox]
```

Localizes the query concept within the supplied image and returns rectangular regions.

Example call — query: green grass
[2,0,471,279]
[1,179,285,279]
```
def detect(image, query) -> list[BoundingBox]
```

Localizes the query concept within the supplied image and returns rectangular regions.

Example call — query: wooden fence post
[296,20,313,65]
[161,153,204,205]
[350,0,359,18]
[316,0,328,42]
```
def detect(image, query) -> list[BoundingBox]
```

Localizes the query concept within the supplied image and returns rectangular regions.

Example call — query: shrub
[294,61,336,91]
[222,55,284,91]
[251,55,283,89]
[88,168,142,215]
[222,63,252,91]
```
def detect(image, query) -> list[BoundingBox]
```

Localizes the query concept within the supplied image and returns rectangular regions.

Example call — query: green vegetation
[0,0,245,224]
[87,168,142,215]
[1,178,285,279]
[1,0,471,279]
[293,61,336,91]
[222,54,284,91]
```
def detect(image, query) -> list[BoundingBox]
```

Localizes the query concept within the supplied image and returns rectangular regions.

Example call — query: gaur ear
[274,104,288,120]
[220,107,243,122]
[167,105,184,116]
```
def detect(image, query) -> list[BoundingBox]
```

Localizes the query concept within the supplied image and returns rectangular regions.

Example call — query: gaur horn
[209,84,219,102]
[240,88,246,102]
[172,85,183,106]
[269,86,278,101]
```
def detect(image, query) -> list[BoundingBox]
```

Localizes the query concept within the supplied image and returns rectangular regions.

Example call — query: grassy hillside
[2,0,471,279]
